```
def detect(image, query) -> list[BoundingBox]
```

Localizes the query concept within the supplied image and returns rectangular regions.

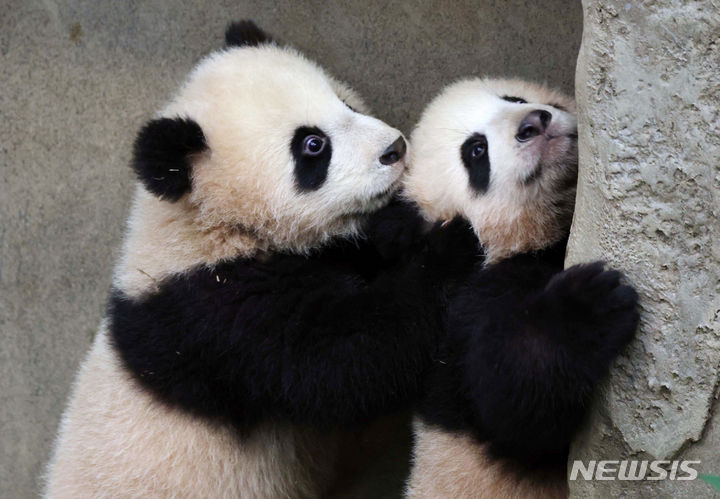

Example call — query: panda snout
[516,110,552,142]
[379,136,407,166]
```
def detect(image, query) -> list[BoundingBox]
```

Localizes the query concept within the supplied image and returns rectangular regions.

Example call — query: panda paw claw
[542,261,640,348]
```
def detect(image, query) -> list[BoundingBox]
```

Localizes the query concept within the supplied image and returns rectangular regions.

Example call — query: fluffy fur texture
[46,21,421,498]
[404,79,639,498]
[46,326,337,498]
[109,241,440,432]
[406,421,567,498]
[404,78,578,264]
[109,23,403,300]
[131,117,207,201]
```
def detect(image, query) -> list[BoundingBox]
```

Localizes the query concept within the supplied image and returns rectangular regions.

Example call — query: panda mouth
[526,132,576,182]
[370,178,401,202]
[522,133,578,186]
[336,179,401,222]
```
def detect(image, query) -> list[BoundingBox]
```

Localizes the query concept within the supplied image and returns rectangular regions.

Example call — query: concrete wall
[0,1,582,496]
[567,0,720,497]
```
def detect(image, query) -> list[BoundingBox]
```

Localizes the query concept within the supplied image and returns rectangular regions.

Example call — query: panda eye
[460,133,490,194]
[303,135,327,155]
[502,95,528,104]
[471,141,486,158]
[291,126,332,191]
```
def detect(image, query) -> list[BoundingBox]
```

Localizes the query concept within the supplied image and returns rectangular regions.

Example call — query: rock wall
[567,0,720,496]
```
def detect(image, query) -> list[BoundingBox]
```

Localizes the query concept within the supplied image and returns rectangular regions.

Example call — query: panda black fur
[45,21,438,498]
[402,79,640,497]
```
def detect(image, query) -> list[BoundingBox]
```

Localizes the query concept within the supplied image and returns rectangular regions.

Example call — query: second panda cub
[403,79,640,497]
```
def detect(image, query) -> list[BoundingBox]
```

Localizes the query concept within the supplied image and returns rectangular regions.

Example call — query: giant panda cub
[45,21,439,498]
[402,79,640,497]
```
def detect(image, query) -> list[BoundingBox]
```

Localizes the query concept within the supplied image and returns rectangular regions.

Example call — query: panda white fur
[44,21,437,498]
[401,79,640,497]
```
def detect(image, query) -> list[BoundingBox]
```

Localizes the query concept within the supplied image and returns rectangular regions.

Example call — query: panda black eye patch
[291,126,332,191]
[460,133,490,194]
[502,95,528,104]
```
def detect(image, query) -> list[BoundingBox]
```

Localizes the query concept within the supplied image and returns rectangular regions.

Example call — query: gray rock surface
[567,0,720,497]
[1,1,582,496]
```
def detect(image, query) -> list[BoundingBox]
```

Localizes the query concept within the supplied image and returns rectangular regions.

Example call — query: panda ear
[225,20,272,48]
[131,117,207,202]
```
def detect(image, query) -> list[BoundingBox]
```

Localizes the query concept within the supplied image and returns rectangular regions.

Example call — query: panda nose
[379,136,407,165]
[516,110,552,142]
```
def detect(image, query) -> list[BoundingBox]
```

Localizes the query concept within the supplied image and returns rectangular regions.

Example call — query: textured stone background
[0,0,582,496]
[567,0,720,497]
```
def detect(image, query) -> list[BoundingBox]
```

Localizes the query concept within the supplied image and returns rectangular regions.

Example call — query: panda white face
[404,78,578,263]
[150,42,406,252]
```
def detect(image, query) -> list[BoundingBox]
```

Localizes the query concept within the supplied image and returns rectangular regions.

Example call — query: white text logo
[570,460,701,481]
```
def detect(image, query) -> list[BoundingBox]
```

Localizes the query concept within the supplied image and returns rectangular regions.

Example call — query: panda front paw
[540,262,640,352]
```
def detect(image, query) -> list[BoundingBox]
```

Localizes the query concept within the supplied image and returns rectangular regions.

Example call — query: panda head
[404,78,577,263]
[132,21,407,254]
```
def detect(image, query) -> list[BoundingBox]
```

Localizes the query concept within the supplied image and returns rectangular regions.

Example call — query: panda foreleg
[448,259,639,464]
[111,253,441,431]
